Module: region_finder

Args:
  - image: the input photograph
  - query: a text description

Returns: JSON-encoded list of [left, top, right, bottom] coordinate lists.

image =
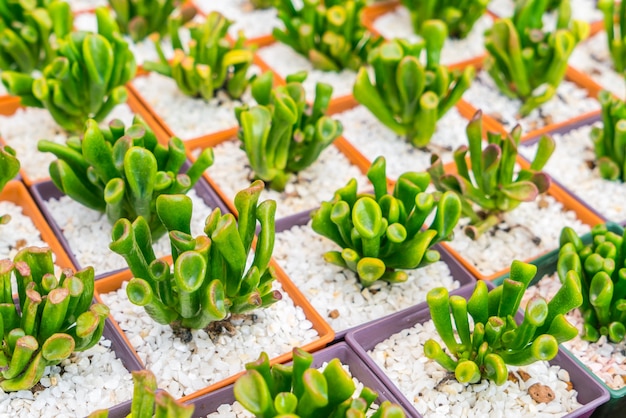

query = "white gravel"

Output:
[[43, 188, 214, 276], [194, 0, 282, 40], [367, 318, 583, 418], [334, 105, 471, 180], [444, 194, 591, 278], [462, 70, 600, 135], [522, 272, 626, 391], [201, 139, 370, 219], [99, 280, 320, 398], [0, 200, 49, 261], [0, 104, 135, 183], [372, 6, 491, 65], [273, 221, 462, 333], [519, 123, 626, 223], [488, 0, 603, 24], [0, 337, 134, 417]]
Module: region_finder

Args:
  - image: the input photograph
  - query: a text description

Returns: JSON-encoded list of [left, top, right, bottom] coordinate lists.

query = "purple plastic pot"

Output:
[[345, 285, 610, 418]]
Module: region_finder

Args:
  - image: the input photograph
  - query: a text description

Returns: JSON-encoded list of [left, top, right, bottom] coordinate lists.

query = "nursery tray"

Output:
[[345, 285, 610, 418]]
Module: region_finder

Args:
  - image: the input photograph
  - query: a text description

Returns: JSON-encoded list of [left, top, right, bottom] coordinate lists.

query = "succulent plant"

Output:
[[236, 71, 342, 192], [484, 0, 589, 116], [234, 347, 406, 418], [250, 0, 275, 9], [107, 0, 196, 43], [400, 0, 490, 39], [0, 145, 20, 225], [110, 180, 281, 332], [591, 90, 626, 182], [0, 0, 72, 73], [598, 0, 626, 74], [312, 156, 462, 287], [425, 260, 582, 386], [143, 11, 254, 101], [558, 224, 626, 343], [273, 0, 381, 71], [1, 7, 137, 133], [37, 117, 214, 240], [0, 246, 109, 391], [428, 110, 555, 240], [353, 25, 475, 148]]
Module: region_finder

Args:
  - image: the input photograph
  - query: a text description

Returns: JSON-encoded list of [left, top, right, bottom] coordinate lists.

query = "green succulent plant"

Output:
[[234, 347, 406, 418], [0, 0, 72, 73], [143, 11, 254, 101], [425, 260, 582, 386], [558, 224, 626, 343], [0, 246, 109, 392], [88, 369, 194, 418], [0, 145, 20, 225], [251, 0, 275, 9], [273, 0, 382, 71], [312, 155, 462, 287], [353, 24, 475, 148], [1, 7, 137, 133], [591, 90, 626, 182], [109, 180, 281, 332], [484, 0, 589, 116], [400, 0, 490, 39], [598, 0, 626, 74], [107, 0, 197, 43], [37, 117, 214, 240], [236, 70, 342, 192], [428, 110, 555, 240]]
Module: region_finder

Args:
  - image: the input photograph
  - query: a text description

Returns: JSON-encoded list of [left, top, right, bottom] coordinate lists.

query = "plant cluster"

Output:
[[312, 156, 462, 287], [110, 180, 281, 332], [0, 247, 109, 391], [107, 0, 197, 43], [1, 7, 137, 133], [400, 0, 490, 39], [591, 90, 626, 182], [273, 0, 381, 71], [425, 260, 582, 385], [428, 110, 555, 239], [484, 0, 589, 116], [598, 0, 626, 74], [144, 11, 254, 101], [0, 0, 72, 73], [558, 224, 626, 343], [353, 24, 475, 148], [234, 347, 405, 417], [236, 71, 342, 191], [37, 117, 214, 240], [0, 145, 20, 225]]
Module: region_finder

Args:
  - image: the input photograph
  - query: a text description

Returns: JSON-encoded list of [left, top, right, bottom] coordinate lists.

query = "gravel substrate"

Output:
[[444, 195, 591, 277], [99, 280, 320, 398], [371, 6, 491, 65], [519, 123, 626, 223], [0, 201, 49, 261], [194, 0, 281, 40], [0, 104, 135, 183], [462, 70, 600, 134], [488, 0, 603, 24], [273, 222, 462, 333], [367, 319, 583, 417], [202, 140, 370, 219], [334, 105, 471, 180], [570, 31, 626, 98], [43, 188, 214, 276], [0, 337, 134, 417]]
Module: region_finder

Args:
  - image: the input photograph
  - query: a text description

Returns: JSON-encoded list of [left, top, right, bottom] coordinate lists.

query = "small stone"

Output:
[[518, 370, 531, 381], [507, 371, 518, 384], [565, 380, 574, 391], [528, 383, 556, 403], [328, 309, 340, 319]]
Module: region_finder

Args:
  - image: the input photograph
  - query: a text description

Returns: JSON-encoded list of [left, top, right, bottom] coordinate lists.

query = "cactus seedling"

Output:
[[312, 156, 462, 287], [558, 224, 626, 343], [234, 348, 406, 417], [273, 0, 381, 71], [0, 145, 20, 225], [0, 247, 109, 391], [591, 90, 626, 182], [400, 0, 490, 39], [143, 11, 254, 101], [37, 117, 214, 240], [598, 0, 626, 74], [353, 24, 475, 148], [110, 181, 281, 332], [425, 260, 582, 385], [428, 110, 555, 239], [236, 71, 342, 192], [484, 0, 589, 116]]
